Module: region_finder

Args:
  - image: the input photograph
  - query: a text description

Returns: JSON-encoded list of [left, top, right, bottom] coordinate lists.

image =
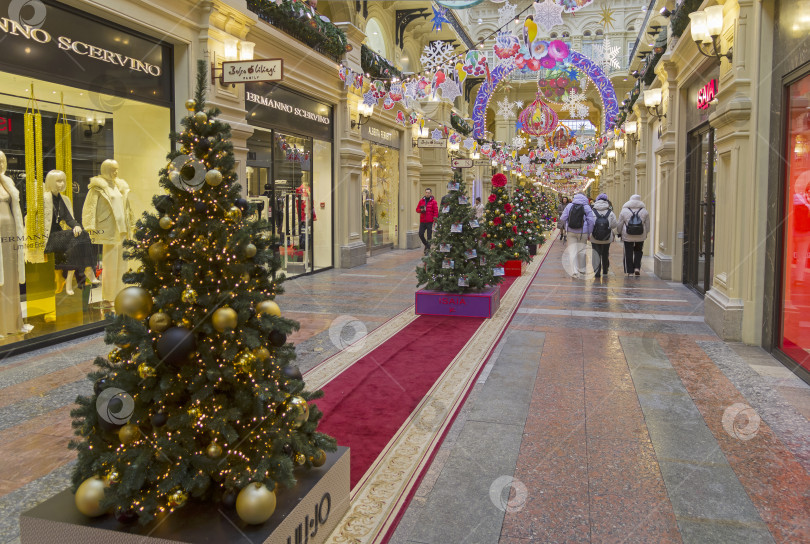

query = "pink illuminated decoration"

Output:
[[0, 116, 10, 133], [697, 79, 717, 110], [518, 94, 559, 137]]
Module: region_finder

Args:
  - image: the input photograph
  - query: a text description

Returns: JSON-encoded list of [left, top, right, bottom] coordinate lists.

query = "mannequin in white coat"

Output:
[[0, 151, 32, 335]]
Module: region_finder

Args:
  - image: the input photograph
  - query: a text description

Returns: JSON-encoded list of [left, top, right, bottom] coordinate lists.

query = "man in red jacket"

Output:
[[416, 188, 439, 255]]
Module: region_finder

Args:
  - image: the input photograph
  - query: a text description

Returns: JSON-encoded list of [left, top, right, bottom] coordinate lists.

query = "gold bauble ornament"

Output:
[[188, 405, 201, 418], [194, 111, 208, 124], [181, 317, 193, 329], [138, 363, 156, 379], [255, 300, 281, 317], [184, 99, 196, 111], [253, 346, 270, 362], [225, 206, 242, 222], [168, 489, 188, 508], [159, 216, 174, 230], [148, 241, 169, 261], [114, 287, 153, 320], [241, 272, 251, 283], [488, 221, 494, 226], [149, 312, 171, 332], [235, 482, 276, 525], [310, 449, 327, 467], [514, 252, 520, 258], [118, 423, 140, 445], [498, 243, 503, 248], [286, 396, 310, 428], [104, 469, 120, 486], [244, 243, 257, 258], [181, 288, 198, 304], [205, 169, 223, 187], [512, 214, 517, 220], [212, 307, 238, 332], [206, 441, 223, 458], [75, 476, 107, 517], [108, 348, 124, 363], [294, 453, 306, 466], [234, 351, 256, 373], [506, 222, 513, 228]]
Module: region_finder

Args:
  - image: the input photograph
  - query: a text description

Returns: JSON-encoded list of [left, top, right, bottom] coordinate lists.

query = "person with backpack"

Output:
[[616, 194, 650, 276], [557, 196, 570, 242], [590, 193, 618, 278], [560, 192, 596, 277]]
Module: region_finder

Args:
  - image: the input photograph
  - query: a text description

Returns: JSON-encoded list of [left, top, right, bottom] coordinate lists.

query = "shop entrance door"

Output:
[[362, 142, 400, 256], [683, 126, 716, 295]]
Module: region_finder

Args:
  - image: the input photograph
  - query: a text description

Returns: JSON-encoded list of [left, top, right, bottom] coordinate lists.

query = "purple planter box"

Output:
[[415, 286, 500, 318]]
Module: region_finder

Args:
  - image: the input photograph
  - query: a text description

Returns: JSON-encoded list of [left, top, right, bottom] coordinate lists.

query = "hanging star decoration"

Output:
[[431, 127, 443, 140], [599, 1, 616, 31], [362, 90, 378, 107], [439, 79, 462, 102], [533, 0, 564, 32], [431, 5, 451, 33], [463, 136, 476, 150], [513, 99, 524, 109], [497, 1, 517, 27]]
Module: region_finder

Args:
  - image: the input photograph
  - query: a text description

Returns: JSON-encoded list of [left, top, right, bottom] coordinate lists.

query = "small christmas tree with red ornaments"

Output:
[[483, 173, 531, 265], [514, 182, 545, 250]]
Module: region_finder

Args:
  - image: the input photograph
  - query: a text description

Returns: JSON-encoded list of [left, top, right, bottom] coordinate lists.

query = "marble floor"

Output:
[[2, 240, 810, 543]]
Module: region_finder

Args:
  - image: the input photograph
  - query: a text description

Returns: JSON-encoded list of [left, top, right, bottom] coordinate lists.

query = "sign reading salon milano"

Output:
[[0, 0, 171, 105], [245, 81, 333, 141]]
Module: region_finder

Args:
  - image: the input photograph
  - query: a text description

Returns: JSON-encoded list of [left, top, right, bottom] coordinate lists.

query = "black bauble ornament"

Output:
[[155, 195, 174, 214], [269, 330, 286, 348], [156, 327, 197, 366], [222, 489, 238, 508], [282, 365, 303, 381], [172, 260, 184, 276], [194, 201, 207, 214], [282, 443, 293, 456], [115, 509, 139, 524], [151, 412, 168, 427], [235, 198, 249, 210], [98, 417, 124, 433], [93, 377, 109, 395]]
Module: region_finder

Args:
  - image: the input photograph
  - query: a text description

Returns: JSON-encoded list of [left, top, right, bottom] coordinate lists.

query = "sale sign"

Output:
[[697, 79, 717, 110]]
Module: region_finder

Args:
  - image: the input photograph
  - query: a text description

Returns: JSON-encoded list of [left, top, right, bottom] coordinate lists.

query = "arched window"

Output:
[[550, 32, 558, 38], [365, 18, 386, 58], [628, 25, 635, 32], [596, 29, 604, 36], [583, 30, 592, 37], [562, 31, 570, 38]]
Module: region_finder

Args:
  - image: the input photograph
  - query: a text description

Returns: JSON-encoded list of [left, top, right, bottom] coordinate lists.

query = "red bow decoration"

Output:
[[492, 173, 508, 187], [504, 203, 513, 213]]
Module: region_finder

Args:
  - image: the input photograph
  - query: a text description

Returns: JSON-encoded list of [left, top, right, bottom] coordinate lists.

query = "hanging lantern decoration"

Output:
[[517, 94, 558, 137], [545, 124, 574, 150]]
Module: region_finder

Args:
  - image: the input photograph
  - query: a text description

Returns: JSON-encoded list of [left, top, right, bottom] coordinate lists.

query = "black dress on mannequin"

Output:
[[45, 194, 95, 287]]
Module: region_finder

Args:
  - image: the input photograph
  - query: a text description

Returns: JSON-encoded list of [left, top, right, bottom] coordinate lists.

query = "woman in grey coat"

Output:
[[557, 196, 570, 242]]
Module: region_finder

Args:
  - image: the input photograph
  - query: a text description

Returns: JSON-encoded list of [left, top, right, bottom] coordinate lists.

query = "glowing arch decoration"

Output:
[[472, 50, 619, 138], [558, 0, 597, 13]]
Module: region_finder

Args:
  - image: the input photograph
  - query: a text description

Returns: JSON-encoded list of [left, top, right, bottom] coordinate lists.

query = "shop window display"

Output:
[[0, 72, 169, 346], [362, 142, 399, 253], [781, 72, 810, 372]]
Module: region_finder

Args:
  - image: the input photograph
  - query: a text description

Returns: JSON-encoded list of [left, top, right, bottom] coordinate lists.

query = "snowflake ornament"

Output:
[[496, 97, 517, 119], [431, 127, 443, 140], [439, 79, 462, 102], [512, 135, 527, 149], [497, 1, 518, 27], [362, 90, 378, 107], [593, 36, 621, 72], [463, 136, 476, 150], [421, 40, 456, 73], [513, 100, 524, 109], [562, 88, 589, 119], [533, 0, 564, 32]]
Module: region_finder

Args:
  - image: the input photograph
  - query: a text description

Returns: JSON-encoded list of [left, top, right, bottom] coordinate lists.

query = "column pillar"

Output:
[[653, 59, 679, 280], [633, 108, 651, 255]]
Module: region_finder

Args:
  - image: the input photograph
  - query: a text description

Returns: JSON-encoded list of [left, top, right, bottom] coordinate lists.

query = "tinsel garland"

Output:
[[25, 88, 45, 260], [55, 98, 73, 202]]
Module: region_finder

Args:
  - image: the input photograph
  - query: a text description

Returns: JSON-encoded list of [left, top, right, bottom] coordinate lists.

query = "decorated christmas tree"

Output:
[[537, 190, 558, 230], [483, 173, 531, 265], [416, 170, 501, 293], [69, 62, 336, 527], [513, 182, 545, 250]]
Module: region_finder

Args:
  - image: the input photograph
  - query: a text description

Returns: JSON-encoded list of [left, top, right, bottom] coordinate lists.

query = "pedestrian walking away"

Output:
[[416, 188, 439, 255], [474, 197, 484, 220], [560, 193, 596, 277], [590, 193, 618, 278], [615, 194, 650, 276], [557, 196, 570, 242]]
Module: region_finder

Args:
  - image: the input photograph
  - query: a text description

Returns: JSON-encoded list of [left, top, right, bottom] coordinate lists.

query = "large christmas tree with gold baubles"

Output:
[[483, 173, 531, 265], [69, 62, 336, 526]]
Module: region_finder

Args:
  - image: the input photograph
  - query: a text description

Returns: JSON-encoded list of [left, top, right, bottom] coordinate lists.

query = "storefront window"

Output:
[[780, 72, 810, 371], [0, 0, 172, 348], [361, 142, 399, 253]]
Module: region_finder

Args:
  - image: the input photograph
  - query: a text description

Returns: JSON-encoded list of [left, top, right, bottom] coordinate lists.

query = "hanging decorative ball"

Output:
[[234, 351, 256, 373], [205, 169, 223, 187], [151, 412, 168, 427], [286, 396, 310, 428], [194, 111, 208, 124], [255, 300, 281, 317], [224, 206, 242, 222], [235, 198, 249, 210], [268, 330, 286, 348], [310, 449, 327, 467], [222, 488, 238, 508], [93, 377, 109, 395], [156, 327, 197, 366], [138, 363, 157, 379], [181, 288, 198, 304], [518, 93, 559, 137], [244, 243, 257, 258], [253, 346, 271, 362], [512, 214, 517, 220], [108, 350, 122, 365], [172, 259, 184, 276], [115, 509, 139, 524], [282, 365, 303, 381], [149, 312, 172, 332], [159, 216, 174, 230], [148, 241, 169, 261], [168, 489, 189, 508], [75, 476, 107, 517], [118, 423, 140, 445], [507, 222, 513, 228], [114, 287, 153, 320], [514, 252, 520, 258], [206, 441, 223, 459], [184, 99, 196, 111], [235, 482, 276, 525], [294, 452, 306, 466], [104, 469, 120, 486], [488, 220, 494, 226], [212, 307, 238, 332]]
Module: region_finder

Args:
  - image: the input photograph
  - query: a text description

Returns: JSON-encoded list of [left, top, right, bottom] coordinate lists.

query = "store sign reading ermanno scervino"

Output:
[[222, 59, 283, 84]]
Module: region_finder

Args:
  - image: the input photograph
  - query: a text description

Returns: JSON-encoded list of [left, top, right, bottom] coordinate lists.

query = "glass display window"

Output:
[[0, 70, 170, 347], [361, 142, 400, 253], [780, 72, 810, 372]]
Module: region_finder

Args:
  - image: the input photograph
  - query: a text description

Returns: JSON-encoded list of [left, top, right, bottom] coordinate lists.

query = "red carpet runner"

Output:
[[316, 278, 518, 487]]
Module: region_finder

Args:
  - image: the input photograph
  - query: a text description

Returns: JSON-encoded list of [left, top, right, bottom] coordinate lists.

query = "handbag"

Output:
[[44, 229, 75, 254]]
